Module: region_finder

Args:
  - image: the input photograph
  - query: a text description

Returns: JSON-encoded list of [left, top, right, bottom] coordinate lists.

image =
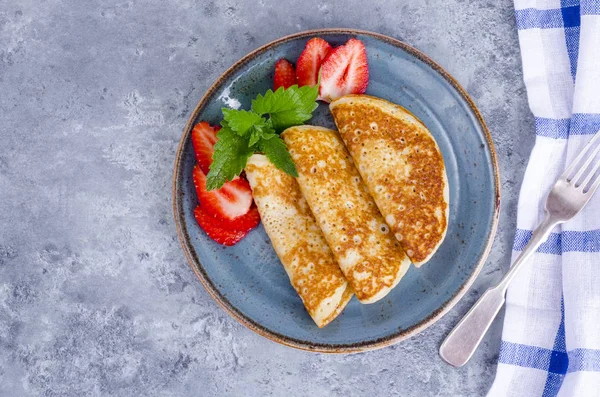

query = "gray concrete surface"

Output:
[[0, 1, 532, 396]]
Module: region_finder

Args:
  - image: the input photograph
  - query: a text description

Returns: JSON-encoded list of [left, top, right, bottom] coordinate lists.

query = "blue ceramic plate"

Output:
[[173, 29, 500, 353]]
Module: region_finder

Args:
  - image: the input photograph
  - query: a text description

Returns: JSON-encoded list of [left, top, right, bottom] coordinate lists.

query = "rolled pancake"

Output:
[[282, 126, 411, 304], [330, 95, 449, 266], [245, 154, 353, 327]]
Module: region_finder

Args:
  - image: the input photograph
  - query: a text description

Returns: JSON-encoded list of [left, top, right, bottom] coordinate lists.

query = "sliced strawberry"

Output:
[[193, 166, 253, 221], [194, 206, 247, 246], [227, 205, 260, 232], [191, 122, 218, 174], [274, 59, 297, 90], [318, 38, 369, 103], [296, 38, 332, 87]]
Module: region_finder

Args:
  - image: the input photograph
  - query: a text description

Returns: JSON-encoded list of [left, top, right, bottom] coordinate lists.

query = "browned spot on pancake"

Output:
[[245, 156, 352, 327], [282, 127, 410, 303], [331, 95, 448, 264]]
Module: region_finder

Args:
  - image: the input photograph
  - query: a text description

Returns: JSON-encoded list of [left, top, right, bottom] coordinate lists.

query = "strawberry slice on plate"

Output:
[[319, 38, 369, 103], [193, 165, 253, 221], [191, 122, 218, 174], [296, 38, 332, 87], [274, 59, 297, 90], [194, 206, 247, 246], [228, 204, 260, 232], [191, 122, 260, 246]]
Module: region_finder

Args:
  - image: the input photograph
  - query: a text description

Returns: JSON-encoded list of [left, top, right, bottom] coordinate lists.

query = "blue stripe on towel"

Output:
[[499, 341, 568, 373], [536, 114, 600, 139], [568, 349, 600, 372], [542, 300, 567, 396], [515, 6, 580, 30], [498, 344, 600, 374], [513, 229, 600, 254], [516, 8, 565, 29], [581, 1, 600, 15]]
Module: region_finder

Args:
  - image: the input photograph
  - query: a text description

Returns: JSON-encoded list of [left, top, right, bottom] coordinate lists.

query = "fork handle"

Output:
[[439, 285, 506, 366], [439, 213, 560, 367]]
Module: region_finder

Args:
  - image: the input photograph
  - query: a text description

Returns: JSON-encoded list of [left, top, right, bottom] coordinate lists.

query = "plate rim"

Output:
[[172, 28, 501, 353]]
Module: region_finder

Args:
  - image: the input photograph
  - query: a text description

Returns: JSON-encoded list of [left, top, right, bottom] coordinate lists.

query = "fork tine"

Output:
[[572, 143, 600, 185], [582, 158, 600, 190], [586, 170, 600, 196], [563, 132, 600, 181]]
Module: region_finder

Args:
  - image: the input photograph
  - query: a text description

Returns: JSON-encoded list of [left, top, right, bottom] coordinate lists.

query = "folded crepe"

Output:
[[282, 126, 411, 304], [245, 154, 353, 327], [330, 95, 449, 266]]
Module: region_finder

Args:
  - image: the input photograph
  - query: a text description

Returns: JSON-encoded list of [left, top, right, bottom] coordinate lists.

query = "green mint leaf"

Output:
[[222, 108, 265, 136], [206, 126, 253, 190], [248, 128, 262, 147], [251, 85, 319, 132], [260, 132, 278, 140], [248, 120, 276, 148], [208, 86, 314, 187], [259, 135, 298, 177]]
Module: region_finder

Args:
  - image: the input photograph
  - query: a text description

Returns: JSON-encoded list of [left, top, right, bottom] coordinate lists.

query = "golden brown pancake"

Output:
[[330, 95, 449, 266], [282, 126, 411, 304], [245, 154, 353, 327]]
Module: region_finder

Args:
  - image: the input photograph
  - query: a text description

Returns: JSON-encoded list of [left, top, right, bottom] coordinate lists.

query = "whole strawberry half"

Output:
[[296, 38, 332, 87], [191, 122, 218, 174], [319, 38, 369, 103], [273, 59, 297, 90], [193, 165, 253, 221]]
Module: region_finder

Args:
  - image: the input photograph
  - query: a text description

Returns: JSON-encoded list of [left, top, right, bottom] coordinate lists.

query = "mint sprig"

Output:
[[259, 135, 298, 178], [222, 109, 265, 137], [206, 127, 254, 191], [206, 84, 318, 190], [251, 85, 319, 131]]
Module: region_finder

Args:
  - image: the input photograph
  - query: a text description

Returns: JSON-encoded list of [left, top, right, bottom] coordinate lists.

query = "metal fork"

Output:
[[439, 132, 600, 367]]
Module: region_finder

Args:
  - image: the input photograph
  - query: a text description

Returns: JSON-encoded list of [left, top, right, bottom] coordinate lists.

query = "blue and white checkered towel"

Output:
[[487, 1, 600, 396]]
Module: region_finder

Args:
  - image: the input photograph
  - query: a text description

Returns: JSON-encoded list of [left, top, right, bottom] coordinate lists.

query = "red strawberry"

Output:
[[193, 165, 253, 221], [296, 38, 332, 87], [194, 206, 247, 246], [191, 122, 218, 174], [318, 38, 369, 103], [227, 205, 260, 232], [274, 59, 297, 90]]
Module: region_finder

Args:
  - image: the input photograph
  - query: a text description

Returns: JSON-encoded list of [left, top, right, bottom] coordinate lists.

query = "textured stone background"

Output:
[[0, 1, 533, 396]]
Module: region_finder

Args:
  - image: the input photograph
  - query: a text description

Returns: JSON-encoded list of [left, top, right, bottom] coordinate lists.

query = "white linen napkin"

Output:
[[487, 1, 600, 396]]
